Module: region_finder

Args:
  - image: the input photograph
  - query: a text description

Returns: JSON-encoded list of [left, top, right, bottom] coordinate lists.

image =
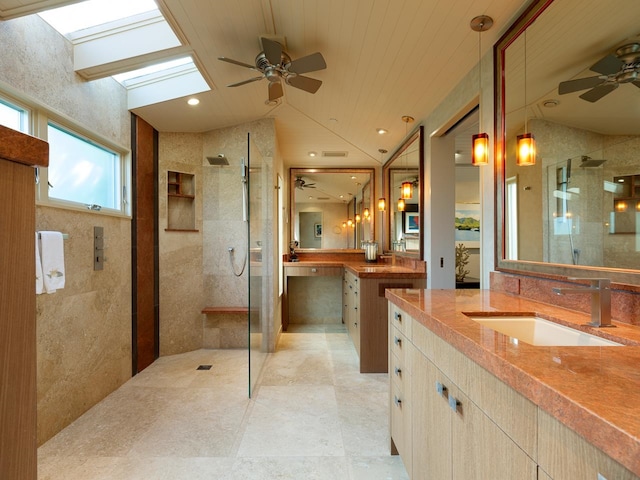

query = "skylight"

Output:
[[113, 57, 193, 86], [39, 0, 158, 35]]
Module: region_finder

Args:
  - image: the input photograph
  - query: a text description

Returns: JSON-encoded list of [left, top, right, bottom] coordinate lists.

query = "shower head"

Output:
[[579, 156, 606, 168], [206, 154, 229, 166]]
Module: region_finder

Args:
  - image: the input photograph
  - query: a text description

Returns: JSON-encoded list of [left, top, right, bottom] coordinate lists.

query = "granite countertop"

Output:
[[384, 288, 640, 476], [283, 259, 425, 278]]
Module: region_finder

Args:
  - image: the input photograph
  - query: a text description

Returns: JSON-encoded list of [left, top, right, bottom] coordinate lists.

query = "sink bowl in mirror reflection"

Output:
[[464, 314, 622, 347]]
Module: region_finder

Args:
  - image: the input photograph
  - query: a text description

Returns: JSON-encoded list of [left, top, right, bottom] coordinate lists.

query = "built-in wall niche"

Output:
[[167, 170, 197, 231]]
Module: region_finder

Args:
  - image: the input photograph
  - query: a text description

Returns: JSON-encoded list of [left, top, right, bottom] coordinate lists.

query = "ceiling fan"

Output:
[[294, 176, 316, 190], [218, 37, 327, 101], [558, 43, 640, 102]]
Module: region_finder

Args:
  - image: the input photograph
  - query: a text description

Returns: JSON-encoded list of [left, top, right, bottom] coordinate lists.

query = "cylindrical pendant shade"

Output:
[[397, 198, 405, 212], [401, 181, 413, 199], [378, 198, 386, 211], [472, 133, 489, 166], [517, 133, 536, 166]]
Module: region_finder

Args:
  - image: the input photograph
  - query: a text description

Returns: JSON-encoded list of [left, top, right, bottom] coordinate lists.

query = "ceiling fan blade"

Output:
[[589, 54, 623, 75], [558, 76, 603, 95], [227, 76, 264, 87], [288, 52, 327, 74], [218, 57, 258, 70], [262, 37, 283, 65], [269, 81, 284, 101], [286, 75, 322, 94], [579, 83, 618, 102]]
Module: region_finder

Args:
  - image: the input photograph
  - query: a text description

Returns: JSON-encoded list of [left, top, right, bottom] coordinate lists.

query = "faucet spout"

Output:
[[553, 278, 613, 328]]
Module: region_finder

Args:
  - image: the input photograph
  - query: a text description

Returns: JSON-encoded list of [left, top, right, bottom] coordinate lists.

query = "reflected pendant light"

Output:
[[363, 207, 370, 219], [517, 29, 536, 166], [400, 115, 414, 198], [401, 181, 413, 199], [470, 15, 493, 166], [397, 197, 405, 212], [355, 213, 361, 223], [378, 197, 386, 211]]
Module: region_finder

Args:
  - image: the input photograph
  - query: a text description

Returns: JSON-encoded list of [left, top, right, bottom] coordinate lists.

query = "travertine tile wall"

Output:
[[0, 16, 132, 444]]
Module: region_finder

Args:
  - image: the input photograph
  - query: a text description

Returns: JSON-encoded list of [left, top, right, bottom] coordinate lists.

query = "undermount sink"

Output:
[[464, 314, 622, 347]]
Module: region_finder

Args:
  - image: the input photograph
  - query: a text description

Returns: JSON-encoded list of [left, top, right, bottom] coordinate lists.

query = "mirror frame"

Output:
[[289, 167, 375, 251], [383, 125, 424, 259], [494, 0, 640, 286]]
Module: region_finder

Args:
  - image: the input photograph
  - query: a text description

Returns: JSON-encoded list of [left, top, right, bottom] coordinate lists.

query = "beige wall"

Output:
[[0, 15, 133, 445]]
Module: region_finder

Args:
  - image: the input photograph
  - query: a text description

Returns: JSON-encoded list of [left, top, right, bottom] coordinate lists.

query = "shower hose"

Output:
[[228, 247, 247, 277]]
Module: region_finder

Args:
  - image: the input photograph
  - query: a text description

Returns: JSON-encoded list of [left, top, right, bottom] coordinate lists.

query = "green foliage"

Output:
[[455, 243, 470, 283]]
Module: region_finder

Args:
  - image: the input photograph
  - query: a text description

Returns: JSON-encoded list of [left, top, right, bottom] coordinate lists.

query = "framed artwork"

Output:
[[455, 203, 480, 248], [404, 212, 419, 233], [314, 223, 322, 237]]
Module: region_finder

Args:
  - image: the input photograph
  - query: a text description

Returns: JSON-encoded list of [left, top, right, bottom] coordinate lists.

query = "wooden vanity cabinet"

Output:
[[538, 410, 639, 480], [346, 274, 424, 373], [389, 303, 537, 480]]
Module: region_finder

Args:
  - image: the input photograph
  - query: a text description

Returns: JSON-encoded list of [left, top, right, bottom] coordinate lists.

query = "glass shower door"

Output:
[[247, 134, 267, 396]]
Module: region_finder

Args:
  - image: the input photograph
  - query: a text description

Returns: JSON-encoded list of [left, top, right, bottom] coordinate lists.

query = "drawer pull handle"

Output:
[[394, 367, 402, 376], [394, 396, 402, 407], [435, 381, 447, 397], [311, 268, 317, 273], [354, 322, 358, 327], [448, 395, 460, 413], [394, 311, 402, 323], [394, 336, 402, 346]]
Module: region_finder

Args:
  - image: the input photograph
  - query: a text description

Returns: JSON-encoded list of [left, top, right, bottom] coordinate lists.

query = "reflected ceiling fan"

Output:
[[218, 37, 327, 101], [294, 176, 316, 190], [558, 43, 640, 102]]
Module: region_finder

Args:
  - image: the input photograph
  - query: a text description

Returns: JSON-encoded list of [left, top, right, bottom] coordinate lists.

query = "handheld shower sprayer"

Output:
[[241, 157, 248, 223]]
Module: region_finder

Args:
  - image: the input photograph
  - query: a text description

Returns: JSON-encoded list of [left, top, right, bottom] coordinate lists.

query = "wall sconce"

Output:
[[470, 15, 493, 166], [378, 198, 386, 211], [472, 133, 489, 166], [401, 181, 413, 199], [363, 207, 370, 219], [516, 133, 536, 166], [397, 198, 405, 212], [615, 200, 628, 212]]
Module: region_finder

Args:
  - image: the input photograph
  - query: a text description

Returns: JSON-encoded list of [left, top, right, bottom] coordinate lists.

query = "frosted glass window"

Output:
[[47, 123, 121, 210]]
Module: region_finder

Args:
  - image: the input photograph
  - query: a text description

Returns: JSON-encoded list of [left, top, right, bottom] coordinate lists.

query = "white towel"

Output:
[[35, 232, 44, 295], [39, 231, 65, 294]]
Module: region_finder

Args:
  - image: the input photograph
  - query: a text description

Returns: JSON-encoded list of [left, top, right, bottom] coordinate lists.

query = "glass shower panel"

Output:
[[247, 134, 268, 396]]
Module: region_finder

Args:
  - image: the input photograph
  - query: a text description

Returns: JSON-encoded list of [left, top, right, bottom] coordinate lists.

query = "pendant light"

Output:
[[363, 207, 370, 219], [470, 15, 493, 166], [400, 115, 414, 199], [397, 197, 406, 212], [517, 29, 536, 166]]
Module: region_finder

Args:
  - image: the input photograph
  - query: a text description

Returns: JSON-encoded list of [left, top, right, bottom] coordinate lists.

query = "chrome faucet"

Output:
[[552, 278, 614, 328]]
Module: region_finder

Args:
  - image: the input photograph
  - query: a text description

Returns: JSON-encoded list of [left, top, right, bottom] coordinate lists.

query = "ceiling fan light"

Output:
[[397, 198, 405, 212], [401, 181, 413, 199], [472, 133, 489, 166], [516, 133, 536, 166]]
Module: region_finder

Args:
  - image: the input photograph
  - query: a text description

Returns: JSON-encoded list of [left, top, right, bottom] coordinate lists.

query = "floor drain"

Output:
[[197, 365, 212, 370]]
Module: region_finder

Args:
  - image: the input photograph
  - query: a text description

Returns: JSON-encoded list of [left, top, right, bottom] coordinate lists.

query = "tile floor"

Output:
[[38, 324, 409, 479]]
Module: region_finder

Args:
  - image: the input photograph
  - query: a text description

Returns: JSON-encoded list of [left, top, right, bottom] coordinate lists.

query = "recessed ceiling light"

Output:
[[308, 151, 317, 157], [376, 128, 388, 135], [542, 99, 559, 108], [339, 195, 344, 198], [351, 176, 356, 179], [187, 98, 200, 106]]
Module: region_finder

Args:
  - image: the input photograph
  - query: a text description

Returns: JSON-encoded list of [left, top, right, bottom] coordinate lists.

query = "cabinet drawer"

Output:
[[390, 383, 412, 476], [389, 305, 412, 338], [285, 266, 342, 277], [390, 328, 409, 392], [390, 329, 407, 361]]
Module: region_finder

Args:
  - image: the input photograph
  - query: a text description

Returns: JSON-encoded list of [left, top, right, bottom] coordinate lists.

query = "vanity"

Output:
[[386, 288, 640, 479], [283, 251, 426, 373]]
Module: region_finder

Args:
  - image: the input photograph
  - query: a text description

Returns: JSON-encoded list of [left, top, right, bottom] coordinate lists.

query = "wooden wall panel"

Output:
[[0, 160, 37, 480], [131, 115, 159, 373]]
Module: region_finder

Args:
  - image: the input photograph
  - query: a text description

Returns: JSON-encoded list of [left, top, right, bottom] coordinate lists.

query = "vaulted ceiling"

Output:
[[0, 0, 530, 167]]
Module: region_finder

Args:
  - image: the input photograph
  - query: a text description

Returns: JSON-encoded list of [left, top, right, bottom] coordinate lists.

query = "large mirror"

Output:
[[383, 126, 424, 258], [290, 168, 375, 250], [496, 0, 640, 284]]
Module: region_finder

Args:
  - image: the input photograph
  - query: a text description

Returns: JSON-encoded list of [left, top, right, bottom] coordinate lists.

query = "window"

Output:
[[0, 99, 28, 132], [46, 123, 122, 212]]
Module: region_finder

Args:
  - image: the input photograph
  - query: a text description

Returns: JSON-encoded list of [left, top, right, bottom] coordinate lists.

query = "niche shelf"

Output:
[[166, 171, 197, 231]]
